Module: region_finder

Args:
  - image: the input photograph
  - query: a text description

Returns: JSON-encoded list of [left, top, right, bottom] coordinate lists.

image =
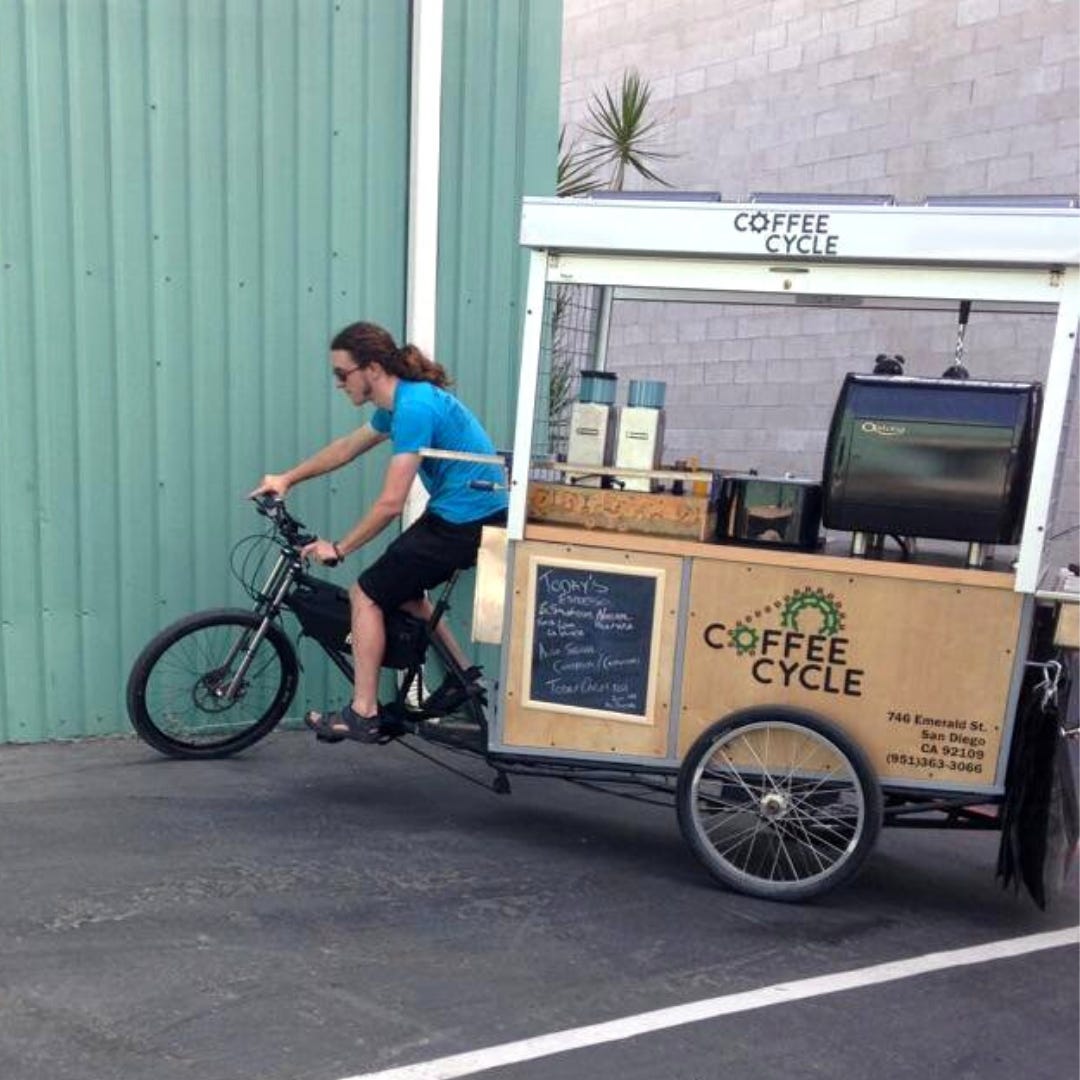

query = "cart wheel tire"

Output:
[[677, 707, 883, 902], [127, 609, 299, 760]]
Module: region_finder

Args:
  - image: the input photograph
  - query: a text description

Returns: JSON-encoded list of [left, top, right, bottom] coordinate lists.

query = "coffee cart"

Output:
[[475, 196, 1080, 901], [128, 196, 1079, 904]]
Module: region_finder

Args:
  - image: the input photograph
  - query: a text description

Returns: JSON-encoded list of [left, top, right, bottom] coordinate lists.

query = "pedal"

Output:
[[422, 677, 486, 716]]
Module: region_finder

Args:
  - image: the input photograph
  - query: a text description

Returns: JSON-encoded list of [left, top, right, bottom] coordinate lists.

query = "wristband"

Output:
[[332, 541, 344, 561]]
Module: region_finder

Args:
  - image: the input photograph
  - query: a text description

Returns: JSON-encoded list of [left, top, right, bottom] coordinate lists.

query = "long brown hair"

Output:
[[330, 321, 451, 388]]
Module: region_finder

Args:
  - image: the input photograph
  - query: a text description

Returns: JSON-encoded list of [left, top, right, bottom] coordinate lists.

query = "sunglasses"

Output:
[[333, 365, 361, 384]]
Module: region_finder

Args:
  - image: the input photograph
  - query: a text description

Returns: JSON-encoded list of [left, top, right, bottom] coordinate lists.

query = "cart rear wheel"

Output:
[[677, 707, 882, 902]]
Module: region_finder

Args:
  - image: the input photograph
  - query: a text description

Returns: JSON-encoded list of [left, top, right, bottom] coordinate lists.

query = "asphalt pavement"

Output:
[[0, 731, 1076, 1080]]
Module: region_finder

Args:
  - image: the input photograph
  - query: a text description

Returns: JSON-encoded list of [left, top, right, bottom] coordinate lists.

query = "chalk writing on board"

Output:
[[528, 564, 657, 717]]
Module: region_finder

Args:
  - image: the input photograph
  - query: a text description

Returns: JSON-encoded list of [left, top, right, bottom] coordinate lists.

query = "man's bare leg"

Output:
[[348, 583, 385, 716]]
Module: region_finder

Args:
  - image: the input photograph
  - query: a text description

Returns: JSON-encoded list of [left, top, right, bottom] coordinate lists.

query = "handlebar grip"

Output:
[[252, 493, 283, 513]]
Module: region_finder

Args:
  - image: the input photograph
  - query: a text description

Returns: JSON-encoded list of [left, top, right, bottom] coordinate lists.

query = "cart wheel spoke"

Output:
[[708, 813, 768, 853]]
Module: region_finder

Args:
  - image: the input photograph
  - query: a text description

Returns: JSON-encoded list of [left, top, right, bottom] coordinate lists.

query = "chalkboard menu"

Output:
[[527, 561, 659, 718]]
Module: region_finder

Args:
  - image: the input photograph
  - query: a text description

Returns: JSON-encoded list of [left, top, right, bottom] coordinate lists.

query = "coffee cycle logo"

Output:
[[702, 586, 865, 697], [732, 209, 841, 256]]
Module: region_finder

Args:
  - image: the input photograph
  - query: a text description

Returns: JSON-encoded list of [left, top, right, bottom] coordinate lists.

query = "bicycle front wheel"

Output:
[[126, 609, 299, 759]]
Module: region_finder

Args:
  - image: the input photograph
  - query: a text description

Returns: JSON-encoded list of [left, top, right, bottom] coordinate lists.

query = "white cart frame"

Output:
[[507, 198, 1080, 598]]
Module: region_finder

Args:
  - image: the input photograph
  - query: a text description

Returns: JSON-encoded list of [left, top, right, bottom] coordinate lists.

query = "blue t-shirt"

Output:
[[370, 380, 508, 524]]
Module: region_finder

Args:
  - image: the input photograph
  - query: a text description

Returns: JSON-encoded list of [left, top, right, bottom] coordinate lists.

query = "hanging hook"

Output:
[[943, 300, 972, 379], [1027, 658, 1064, 712]]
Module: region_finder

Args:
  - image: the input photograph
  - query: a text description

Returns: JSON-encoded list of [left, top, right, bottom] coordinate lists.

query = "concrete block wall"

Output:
[[560, 0, 1079, 559], [563, 0, 1078, 200]]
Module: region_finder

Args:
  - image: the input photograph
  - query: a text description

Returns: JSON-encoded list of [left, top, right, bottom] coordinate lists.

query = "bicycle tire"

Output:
[[676, 707, 883, 902], [126, 608, 299, 759]]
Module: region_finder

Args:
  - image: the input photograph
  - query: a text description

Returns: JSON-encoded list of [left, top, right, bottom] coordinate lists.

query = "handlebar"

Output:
[[250, 494, 332, 561]]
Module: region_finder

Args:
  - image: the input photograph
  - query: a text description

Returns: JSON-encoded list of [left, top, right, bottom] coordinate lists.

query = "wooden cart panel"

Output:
[[679, 559, 1024, 788]]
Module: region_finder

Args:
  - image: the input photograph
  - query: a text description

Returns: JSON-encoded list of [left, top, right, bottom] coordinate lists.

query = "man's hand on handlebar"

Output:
[[249, 474, 291, 500], [300, 538, 341, 566]]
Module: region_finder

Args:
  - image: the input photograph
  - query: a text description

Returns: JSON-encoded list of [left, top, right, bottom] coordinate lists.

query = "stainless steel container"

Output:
[[715, 474, 823, 550]]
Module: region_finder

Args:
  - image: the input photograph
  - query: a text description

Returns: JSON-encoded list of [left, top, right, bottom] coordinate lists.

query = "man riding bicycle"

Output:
[[250, 321, 507, 743]]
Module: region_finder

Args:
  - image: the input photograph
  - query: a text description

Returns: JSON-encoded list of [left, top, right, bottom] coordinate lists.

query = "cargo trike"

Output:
[[128, 196, 1080, 903]]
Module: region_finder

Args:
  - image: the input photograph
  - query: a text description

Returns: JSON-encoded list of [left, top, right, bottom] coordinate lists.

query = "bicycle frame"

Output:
[[232, 509, 479, 728]]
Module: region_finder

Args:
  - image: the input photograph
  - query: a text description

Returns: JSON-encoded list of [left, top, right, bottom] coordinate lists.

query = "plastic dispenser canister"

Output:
[[614, 380, 666, 491], [567, 370, 618, 486]]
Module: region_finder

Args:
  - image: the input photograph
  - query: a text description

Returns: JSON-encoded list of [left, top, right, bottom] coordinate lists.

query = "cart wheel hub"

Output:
[[759, 792, 788, 818]]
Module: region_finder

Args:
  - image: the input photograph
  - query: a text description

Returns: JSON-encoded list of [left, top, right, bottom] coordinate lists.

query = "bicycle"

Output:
[[126, 495, 487, 760]]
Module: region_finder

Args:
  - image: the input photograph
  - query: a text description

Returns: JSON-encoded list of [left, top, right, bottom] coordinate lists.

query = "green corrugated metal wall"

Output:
[[0, 0, 561, 742]]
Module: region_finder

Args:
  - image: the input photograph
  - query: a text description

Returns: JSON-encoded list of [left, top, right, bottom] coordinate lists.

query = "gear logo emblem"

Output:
[[728, 623, 760, 655], [748, 211, 770, 233], [780, 588, 845, 636]]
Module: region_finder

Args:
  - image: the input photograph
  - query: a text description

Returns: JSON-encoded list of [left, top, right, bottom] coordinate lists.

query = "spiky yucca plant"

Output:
[[577, 70, 673, 191], [557, 127, 601, 198], [558, 70, 672, 196]]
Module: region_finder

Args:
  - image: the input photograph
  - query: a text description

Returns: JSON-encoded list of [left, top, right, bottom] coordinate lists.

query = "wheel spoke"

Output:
[[773, 816, 833, 874], [789, 766, 849, 803], [801, 822, 857, 857], [770, 824, 803, 881], [706, 812, 765, 850], [766, 827, 786, 881], [785, 798, 860, 834], [738, 730, 782, 793], [711, 747, 767, 805]]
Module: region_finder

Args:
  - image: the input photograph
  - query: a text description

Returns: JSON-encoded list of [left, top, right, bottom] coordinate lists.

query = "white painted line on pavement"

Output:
[[339, 926, 1079, 1080]]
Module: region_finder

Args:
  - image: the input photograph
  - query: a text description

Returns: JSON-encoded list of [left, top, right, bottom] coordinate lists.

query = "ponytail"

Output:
[[394, 343, 451, 388], [330, 321, 451, 388]]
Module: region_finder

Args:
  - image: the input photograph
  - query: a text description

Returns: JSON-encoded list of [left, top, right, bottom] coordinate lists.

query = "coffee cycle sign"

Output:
[[702, 586, 863, 697], [732, 209, 841, 256]]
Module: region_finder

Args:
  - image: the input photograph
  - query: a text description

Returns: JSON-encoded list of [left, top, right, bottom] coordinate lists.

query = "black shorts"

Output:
[[358, 509, 506, 612]]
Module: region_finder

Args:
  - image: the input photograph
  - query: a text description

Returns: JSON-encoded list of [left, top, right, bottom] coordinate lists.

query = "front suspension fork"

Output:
[[220, 554, 296, 699]]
